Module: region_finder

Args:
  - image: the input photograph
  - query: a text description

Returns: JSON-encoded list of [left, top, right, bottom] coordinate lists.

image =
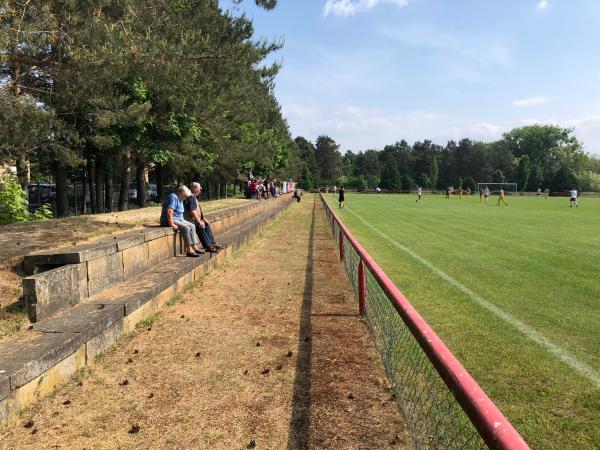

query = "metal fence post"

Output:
[[358, 260, 366, 315], [339, 230, 344, 261]]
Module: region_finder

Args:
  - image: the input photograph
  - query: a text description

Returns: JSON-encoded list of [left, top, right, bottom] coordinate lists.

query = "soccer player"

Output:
[[459, 187, 464, 199], [544, 187, 550, 199], [446, 186, 451, 199], [466, 187, 471, 196], [376, 186, 381, 198], [338, 186, 345, 209], [569, 188, 578, 207], [416, 186, 422, 203], [484, 186, 490, 204], [498, 188, 508, 206], [537, 187, 542, 198], [479, 187, 484, 204]]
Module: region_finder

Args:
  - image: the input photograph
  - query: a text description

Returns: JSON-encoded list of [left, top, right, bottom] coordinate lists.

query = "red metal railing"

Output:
[[320, 193, 529, 450]]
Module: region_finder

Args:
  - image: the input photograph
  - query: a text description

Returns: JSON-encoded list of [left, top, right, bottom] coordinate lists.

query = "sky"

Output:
[[223, 0, 600, 155]]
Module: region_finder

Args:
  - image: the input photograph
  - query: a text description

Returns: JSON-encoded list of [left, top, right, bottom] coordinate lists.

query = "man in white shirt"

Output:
[[416, 186, 422, 203], [569, 189, 578, 207]]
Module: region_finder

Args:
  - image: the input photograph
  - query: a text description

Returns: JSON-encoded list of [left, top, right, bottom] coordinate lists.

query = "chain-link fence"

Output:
[[320, 194, 529, 450]]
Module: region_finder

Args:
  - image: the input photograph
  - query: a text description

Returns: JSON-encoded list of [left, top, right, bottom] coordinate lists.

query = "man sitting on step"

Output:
[[184, 182, 223, 254]]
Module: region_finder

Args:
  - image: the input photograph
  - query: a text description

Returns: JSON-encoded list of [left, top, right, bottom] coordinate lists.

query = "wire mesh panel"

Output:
[[363, 268, 485, 449], [320, 194, 527, 450]]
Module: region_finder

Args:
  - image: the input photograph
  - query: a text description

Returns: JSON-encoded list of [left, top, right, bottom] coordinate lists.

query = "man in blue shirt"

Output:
[[184, 182, 223, 253], [160, 185, 204, 257]]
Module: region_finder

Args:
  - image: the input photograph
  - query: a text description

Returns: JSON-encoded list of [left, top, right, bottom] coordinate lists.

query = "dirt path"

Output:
[[0, 198, 250, 340], [0, 194, 409, 449]]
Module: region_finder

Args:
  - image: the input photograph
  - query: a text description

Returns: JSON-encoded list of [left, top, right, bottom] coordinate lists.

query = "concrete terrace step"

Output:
[[0, 195, 293, 424]]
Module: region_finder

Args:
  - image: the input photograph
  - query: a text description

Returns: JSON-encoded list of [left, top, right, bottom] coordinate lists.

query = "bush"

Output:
[[0, 173, 31, 225], [577, 171, 600, 192], [32, 203, 54, 220], [0, 173, 54, 225]]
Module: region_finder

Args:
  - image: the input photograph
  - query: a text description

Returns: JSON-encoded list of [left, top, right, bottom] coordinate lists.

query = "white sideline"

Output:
[[344, 205, 600, 387]]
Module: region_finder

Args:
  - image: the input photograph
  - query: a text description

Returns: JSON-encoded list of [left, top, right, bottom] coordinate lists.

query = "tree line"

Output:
[[295, 125, 600, 193], [0, 0, 290, 217]]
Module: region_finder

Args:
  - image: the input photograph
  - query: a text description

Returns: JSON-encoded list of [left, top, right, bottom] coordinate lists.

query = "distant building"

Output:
[[0, 162, 17, 177]]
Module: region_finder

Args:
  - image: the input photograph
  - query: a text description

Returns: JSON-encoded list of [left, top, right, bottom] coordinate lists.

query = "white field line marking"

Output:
[[345, 205, 600, 387]]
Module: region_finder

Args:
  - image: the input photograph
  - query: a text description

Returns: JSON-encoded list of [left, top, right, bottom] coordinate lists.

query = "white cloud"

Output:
[[379, 24, 514, 72], [282, 101, 443, 150], [449, 123, 505, 141], [564, 115, 600, 129], [522, 118, 542, 125], [513, 97, 548, 107], [537, 0, 549, 10], [323, 0, 409, 17], [323, 105, 442, 134]]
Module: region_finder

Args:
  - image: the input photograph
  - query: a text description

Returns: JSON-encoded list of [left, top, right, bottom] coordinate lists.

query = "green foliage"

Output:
[[416, 173, 431, 188], [315, 135, 342, 184], [464, 176, 476, 192], [516, 156, 531, 192], [492, 170, 505, 183], [136, 313, 159, 329], [577, 171, 600, 191], [401, 175, 414, 191], [31, 204, 54, 221], [380, 157, 401, 191], [1, 0, 292, 213], [430, 156, 439, 191], [0, 173, 31, 225], [296, 124, 598, 195]]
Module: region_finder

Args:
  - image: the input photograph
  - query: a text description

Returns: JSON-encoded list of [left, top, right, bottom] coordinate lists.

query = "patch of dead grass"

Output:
[[0, 198, 251, 342], [0, 195, 410, 449]]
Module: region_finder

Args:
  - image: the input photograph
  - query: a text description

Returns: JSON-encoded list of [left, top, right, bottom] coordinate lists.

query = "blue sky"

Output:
[[224, 1, 600, 155]]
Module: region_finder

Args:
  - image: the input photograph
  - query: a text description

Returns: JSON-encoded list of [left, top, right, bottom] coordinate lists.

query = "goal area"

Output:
[[476, 182, 517, 195]]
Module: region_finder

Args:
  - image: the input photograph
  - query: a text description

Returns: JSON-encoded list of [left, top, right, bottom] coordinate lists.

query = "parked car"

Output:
[[28, 183, 56, 205]]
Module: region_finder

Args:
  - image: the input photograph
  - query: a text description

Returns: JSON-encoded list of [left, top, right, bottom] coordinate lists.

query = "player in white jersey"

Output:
[[569, 189, 578, 207], [416, 186, 422, 203], [484, 186, 490, 204], [376, 186, 381, 198]]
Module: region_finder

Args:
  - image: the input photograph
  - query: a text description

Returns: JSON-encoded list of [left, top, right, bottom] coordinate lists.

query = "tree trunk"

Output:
[[54, 164, 69, 217], [136, 156, 147, 208], [81, 167, 87, 214], [105, 173, 113, 212], [156, 163, 164, 204], [87, 159, 97, 213], [118, 150, 130, 211], [95, 163, 104, 213], [15, 156, 30, 192]]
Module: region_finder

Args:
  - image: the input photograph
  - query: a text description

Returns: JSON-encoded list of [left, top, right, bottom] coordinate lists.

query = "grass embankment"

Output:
[[0, 198, 250, 342], [0, 195, 408, 449], [326, 193, 600, 449]]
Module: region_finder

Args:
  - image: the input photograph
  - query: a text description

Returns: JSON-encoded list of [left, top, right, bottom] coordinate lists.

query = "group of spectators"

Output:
[[246, 178, 278, 200], [160, 183, 224, 258]]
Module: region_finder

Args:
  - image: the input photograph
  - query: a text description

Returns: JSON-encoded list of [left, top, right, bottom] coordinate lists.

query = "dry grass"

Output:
[[0, 195, 409, 449], [0, 198, 251, 341]]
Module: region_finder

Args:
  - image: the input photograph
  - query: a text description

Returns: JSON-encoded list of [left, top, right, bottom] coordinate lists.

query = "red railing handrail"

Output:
[[320, 193, 530, 450]]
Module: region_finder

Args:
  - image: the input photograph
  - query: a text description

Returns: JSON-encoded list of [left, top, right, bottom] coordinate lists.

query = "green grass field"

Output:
[[325, 192, 600, 449]]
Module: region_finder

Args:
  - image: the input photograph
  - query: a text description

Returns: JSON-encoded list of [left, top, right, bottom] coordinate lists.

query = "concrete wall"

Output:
[[2, 195, 293, 426], [22, 198, 286, 323]]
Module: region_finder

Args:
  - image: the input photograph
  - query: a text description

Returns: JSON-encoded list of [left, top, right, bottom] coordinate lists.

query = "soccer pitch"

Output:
[[324, 193, 600, 449]]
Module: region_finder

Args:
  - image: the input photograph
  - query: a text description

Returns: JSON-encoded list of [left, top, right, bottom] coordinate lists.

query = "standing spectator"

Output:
[[160, 185, 204, 257], [270, 179, 277, 197], [249, 178, 258, 199], [338, 186, 345, 209], [184, 182, 223, 253]]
